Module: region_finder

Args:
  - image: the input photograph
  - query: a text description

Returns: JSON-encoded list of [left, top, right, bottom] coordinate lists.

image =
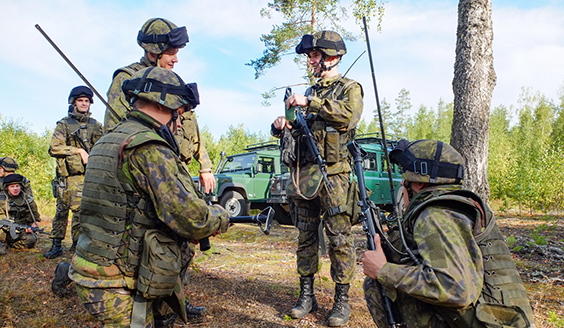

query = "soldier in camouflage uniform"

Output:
[[0, 157, 33, 195], [271, 31, 364, 327], [0, 174, 41, 254], [362, 139, 535, 328], [43, 86, 103, 259], [104, 17, 216, 193], [68, 67, 229, 328]]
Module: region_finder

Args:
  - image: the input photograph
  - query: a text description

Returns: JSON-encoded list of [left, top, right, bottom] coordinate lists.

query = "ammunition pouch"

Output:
[[346, 179, 361, 225], [137, 229, 182, 299], [286, 163, 324, 200], [51, 179, 59, 198]]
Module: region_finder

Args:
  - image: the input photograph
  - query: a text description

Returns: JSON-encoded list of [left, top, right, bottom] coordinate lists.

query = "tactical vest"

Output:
[[55, 115, 101, 177], [2, 193, 36, 225], [302, 77, 359, 165], [112, 62, 147, 80], [395, 188, 534, 328], [77, 119, 163, 277]]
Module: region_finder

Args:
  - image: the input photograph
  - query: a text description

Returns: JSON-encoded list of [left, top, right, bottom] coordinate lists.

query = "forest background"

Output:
[[1, 82, 563, 218]]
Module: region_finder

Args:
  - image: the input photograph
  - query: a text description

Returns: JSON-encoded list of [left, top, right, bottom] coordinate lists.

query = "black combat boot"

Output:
[[290, 275, 318, 319], [44, 238, 63, 259], [186, 300, 207, 319], [328, 283, 351, 327], [51, 262, 72, 297], [154, 313, 178, 328]]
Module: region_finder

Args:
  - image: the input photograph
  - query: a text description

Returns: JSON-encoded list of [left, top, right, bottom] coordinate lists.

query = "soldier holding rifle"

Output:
[[271, 30, 363, 326]]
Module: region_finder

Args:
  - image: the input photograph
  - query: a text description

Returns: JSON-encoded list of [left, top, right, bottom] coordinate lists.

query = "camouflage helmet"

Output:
[[0, 157, 19, 172], [296, 30, 347, 57], [68, 85, 94, 105], [390, 139, 464, 184], [3, 173, 24, 188], [137, 18, 189, 55], [122, 66, 200, 111]]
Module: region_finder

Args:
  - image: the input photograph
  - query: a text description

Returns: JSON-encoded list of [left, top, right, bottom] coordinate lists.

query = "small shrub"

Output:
[[547, 311, 564, 328], [506, 235, 516, 248]]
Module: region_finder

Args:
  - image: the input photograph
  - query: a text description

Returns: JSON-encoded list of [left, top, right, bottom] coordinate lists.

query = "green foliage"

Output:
[[248, 0, 385, 79], [506, 235, 516, 248], [0, 115, 54, 201], [547, 311, 564, 328]]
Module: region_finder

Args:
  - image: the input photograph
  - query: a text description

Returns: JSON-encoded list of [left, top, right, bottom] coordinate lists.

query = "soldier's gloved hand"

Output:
[[199, 171, 216, 194], [209, 204, 230, 233]]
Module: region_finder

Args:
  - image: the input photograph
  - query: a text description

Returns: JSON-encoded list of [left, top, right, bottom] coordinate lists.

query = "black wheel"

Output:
[[272, 204, 293, 225], [219, 190, 247, 217]]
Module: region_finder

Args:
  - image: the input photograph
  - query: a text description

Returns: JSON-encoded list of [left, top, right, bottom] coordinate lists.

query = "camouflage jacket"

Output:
[[49, 111, 103, 177], [288, 74, 363, 175], [70, 109, 229, 287], [103, 56, 153, 133], [176, 110, 213, 171], [0, 191, 40, 225], [378, 184, 484, 309]]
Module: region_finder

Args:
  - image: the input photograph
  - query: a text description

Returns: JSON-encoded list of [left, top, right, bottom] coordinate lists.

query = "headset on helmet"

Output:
[[121, 66, 199, 111], [68, 86, 94, 105], [137, 18, 189, 55], [390, 139, 464, 184]]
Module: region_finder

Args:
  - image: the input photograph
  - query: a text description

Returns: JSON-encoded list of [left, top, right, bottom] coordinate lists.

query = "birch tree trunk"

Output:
[[451, 0, 496, 202]]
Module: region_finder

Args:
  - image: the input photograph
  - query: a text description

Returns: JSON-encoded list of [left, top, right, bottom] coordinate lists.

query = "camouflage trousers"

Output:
[[4, 230, 37, 249], [75, 285, 178, 328], [291, 173, 356, 284], [51, 175, 84, 241], [363, 277, 450, 328]]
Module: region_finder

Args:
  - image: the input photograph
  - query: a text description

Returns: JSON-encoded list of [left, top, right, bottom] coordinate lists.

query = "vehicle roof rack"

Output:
[[245, 139, 280, 151]]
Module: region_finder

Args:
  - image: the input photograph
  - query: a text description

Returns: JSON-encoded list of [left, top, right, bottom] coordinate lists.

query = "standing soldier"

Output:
[[104, 17, 215, 195], [69, 67, 229, 327], [270, 31, 364, 326], [0, 174, 41, 254], [362, 139, 535, 328], [43, 86, 103, 259]]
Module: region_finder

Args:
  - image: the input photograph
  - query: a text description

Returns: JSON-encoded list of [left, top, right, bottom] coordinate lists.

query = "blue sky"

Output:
[[1, 0, 563, 140]]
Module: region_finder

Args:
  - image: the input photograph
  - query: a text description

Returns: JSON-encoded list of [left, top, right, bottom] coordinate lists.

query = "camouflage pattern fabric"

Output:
[[49, 111, 102, 242], [292, 173, 356, 284], [177, 110, 212, 170], [0, 191, 40, 225], [75, 284, 137, 327], [103, 57, 152, 133], [0, 191, 40, 249], [50, 175, 84, 241], [285, 73, 362, 285], [364, 185, 485, 327], [70, 109, 229, 325]]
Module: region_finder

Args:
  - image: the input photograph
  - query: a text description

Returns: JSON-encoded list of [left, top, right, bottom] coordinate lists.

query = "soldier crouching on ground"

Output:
[[44, 86, 103, 259], [362, 139, 536, 328], [271, 30, 363, 327], [62, 67, 229, 327], [0, 157, 33, 195], [0, 174, 41, 255]]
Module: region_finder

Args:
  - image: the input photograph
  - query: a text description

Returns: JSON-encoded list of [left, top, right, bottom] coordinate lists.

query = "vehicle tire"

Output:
[[219, 190, 247, 217], [272, 204, 293, 226]]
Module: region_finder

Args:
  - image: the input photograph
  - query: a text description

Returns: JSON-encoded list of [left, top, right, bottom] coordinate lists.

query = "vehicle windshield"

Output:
[[220, 153, 256, 173]]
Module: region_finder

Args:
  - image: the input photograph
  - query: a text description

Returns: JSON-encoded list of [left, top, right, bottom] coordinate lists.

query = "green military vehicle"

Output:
[[200, 133, 402, 225]]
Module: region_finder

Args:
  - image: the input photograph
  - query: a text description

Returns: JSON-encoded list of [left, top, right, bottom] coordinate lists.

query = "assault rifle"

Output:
[[284, 87, 333, 192], [0, 219, 50, 239], [71, 127, 90, 153], [198, 206, 275, 251], [348, 141, 404, 327]]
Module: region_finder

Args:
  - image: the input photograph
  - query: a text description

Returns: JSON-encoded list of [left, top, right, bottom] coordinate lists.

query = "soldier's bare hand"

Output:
[[200, 172, 216, 194], [286, 93, 309, 108], [362, 234, 388, 279], [273, 116, 292, 130], [77, 148, 89, 164]]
